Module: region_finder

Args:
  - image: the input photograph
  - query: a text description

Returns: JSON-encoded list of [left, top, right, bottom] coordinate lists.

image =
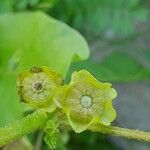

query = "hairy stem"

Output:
[[88, 124, 150, 142], [1, 112, 150, 147], [0, 111, 48, 147]]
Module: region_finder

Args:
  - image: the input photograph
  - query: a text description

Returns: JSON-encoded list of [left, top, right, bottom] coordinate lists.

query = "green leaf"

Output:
[[0, 11, 89, 125], [67, 51, 150, 82], [0, 74, 24, 127], [44, 120, 59, 149], [0, 11, 89, 75], [0, 0, 15, 12]]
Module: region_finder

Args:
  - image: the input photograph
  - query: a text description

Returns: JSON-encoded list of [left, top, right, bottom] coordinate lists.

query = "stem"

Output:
[[1, 112, 150, 147], [0, 111, 48, 147], [88, 124, 150, 142]]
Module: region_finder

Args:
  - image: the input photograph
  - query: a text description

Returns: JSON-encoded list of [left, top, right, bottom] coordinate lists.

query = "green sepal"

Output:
[[44, 120, 60, 149]]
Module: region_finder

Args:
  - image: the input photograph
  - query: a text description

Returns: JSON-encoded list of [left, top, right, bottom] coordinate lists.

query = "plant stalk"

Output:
[[0, 111, 48, 147], [1, 112, 150, 147], [88, 123, 150, 142]]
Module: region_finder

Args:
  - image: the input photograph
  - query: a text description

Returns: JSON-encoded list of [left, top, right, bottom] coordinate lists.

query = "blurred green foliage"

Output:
[[67, 51, 150, 82], [50, 0, 148, 37], [67, 131, 118, 150], [1, 0, 148, 38], [0, 0, 150, 149], [0, 0, 55, 12]]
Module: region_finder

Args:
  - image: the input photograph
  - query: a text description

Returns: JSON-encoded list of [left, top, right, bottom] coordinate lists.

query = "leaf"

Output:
[[0, 0, 15, 12], [0, 11, 89, 75], [66, 51, 150, 82], [0, 11, 89, 125], [44, 120, 59, 149]]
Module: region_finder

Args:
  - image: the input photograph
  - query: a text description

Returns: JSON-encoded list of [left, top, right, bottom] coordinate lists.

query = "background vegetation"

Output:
[[0, 0, 150, 149]]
